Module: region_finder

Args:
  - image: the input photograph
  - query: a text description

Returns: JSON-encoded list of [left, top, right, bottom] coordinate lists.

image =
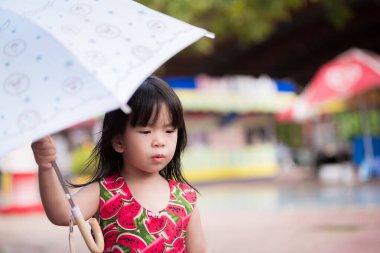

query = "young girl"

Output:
[[32, 76, 209, 252]]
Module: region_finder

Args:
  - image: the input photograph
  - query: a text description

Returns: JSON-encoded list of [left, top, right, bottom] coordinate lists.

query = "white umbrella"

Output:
[[0, 1, 213, 252]]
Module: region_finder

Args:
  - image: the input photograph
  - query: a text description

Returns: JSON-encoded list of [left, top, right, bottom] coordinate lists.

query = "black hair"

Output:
[[72, 76, 193, 189]]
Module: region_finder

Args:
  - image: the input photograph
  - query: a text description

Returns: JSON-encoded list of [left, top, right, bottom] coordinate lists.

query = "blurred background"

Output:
[[1, 0, 380, 252]]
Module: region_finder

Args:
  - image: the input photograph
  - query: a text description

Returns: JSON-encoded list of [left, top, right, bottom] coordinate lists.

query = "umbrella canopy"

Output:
[[0, 0, 213, 155], [277, 48, 380, 122]]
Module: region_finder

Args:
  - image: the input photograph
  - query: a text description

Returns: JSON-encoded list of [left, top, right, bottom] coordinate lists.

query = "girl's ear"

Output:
[[111, 134, 124, 153]]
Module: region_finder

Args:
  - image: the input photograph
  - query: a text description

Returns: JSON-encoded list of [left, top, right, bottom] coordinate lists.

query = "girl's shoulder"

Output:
[[101, 173, 122, 182], [99, 173, 124, 187], [98, 173, 126, 198], [170, 180, 198, 205], [171, 180, 194, 191]]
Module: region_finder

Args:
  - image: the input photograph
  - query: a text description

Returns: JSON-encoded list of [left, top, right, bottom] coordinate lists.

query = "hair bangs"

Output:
[[128, 86, 158, 127], [164, 93, 183, 130], [127, 77, 184, 130]]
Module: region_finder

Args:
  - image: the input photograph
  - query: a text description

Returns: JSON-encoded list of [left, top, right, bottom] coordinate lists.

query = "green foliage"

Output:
[[70, 142, 94, 176], [321, 0, 352, 28], [276, 123, 303, 148], [335, 110, 380, 140], [138, 0, 352, 53]]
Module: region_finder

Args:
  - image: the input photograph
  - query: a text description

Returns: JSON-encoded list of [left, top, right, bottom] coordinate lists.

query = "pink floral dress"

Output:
[[99, 174, 197, 253]]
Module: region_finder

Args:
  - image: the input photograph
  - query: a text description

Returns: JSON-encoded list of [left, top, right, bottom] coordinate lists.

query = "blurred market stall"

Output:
[[166, 75, 297, 182], [276, 48, 380, 182]]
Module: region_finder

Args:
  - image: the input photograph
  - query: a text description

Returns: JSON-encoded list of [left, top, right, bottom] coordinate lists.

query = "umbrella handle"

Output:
[[72, 205, 104, 253]]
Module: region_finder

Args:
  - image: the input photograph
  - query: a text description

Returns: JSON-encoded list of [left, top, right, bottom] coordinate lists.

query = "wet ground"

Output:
[[200, 178, 380, 253], [1, 173, 380, 252]]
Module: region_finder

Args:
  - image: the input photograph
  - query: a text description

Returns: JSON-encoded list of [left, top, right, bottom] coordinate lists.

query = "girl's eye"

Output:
[[139, 130, 151, 134], [166, 129, 177, 134]]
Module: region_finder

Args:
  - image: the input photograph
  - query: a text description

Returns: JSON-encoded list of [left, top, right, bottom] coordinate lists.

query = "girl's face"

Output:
[[113, 104, 178, 175]]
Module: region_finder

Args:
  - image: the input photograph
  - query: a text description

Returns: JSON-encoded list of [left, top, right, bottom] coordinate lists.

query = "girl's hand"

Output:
[[31, 136, 56, 170]]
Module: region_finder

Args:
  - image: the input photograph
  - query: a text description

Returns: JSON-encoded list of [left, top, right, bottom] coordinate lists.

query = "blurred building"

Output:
[[166, 75, 297, 183]]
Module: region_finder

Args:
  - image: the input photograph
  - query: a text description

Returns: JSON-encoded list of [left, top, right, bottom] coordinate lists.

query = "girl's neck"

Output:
[[120, 168, 170, 213], [120, 168, 164, 185]]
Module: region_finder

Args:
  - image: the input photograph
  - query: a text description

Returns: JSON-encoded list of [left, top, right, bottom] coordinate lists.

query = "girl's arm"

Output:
[[185, 205, 210, 253], [32, 136, 99, 226]]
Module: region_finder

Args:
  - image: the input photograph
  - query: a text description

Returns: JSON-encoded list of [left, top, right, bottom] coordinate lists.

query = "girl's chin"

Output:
[[138, 166, 166, 175]]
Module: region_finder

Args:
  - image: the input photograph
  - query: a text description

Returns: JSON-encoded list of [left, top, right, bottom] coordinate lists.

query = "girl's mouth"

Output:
[[152, 154, 165, 162]]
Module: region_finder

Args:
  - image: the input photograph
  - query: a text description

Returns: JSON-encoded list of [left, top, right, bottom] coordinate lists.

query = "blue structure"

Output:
[[164, 76, 297, 93], [353, 136, 380, 179]]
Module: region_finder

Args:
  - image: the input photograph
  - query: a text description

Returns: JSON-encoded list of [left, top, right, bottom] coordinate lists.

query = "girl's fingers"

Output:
[[31, 136, 56, 169], [32, 137, 55, 151], [36, 149, 55, 158], [32, 136, 53, 147]]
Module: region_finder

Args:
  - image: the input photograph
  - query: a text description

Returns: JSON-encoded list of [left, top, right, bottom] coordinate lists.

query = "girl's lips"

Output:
[[152, 154, 165, 162]]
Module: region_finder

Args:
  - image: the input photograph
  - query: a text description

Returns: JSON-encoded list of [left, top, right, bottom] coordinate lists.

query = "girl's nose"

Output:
[[152, 135, 165, 147]]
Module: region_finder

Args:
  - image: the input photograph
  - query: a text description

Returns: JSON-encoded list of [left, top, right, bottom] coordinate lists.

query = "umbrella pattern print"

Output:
[[0, 0, 213, 155]]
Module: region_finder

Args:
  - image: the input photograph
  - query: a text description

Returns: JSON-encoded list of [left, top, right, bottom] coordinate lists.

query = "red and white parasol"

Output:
[[277, 48, 380, 122]]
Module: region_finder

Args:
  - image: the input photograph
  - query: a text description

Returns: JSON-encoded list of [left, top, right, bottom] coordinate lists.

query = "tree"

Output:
[[139, 0, 352, 54]]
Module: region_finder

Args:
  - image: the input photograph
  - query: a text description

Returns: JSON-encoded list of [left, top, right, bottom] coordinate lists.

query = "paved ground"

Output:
[[1, 172, 380, 252], [200, 178, 380, 253]]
